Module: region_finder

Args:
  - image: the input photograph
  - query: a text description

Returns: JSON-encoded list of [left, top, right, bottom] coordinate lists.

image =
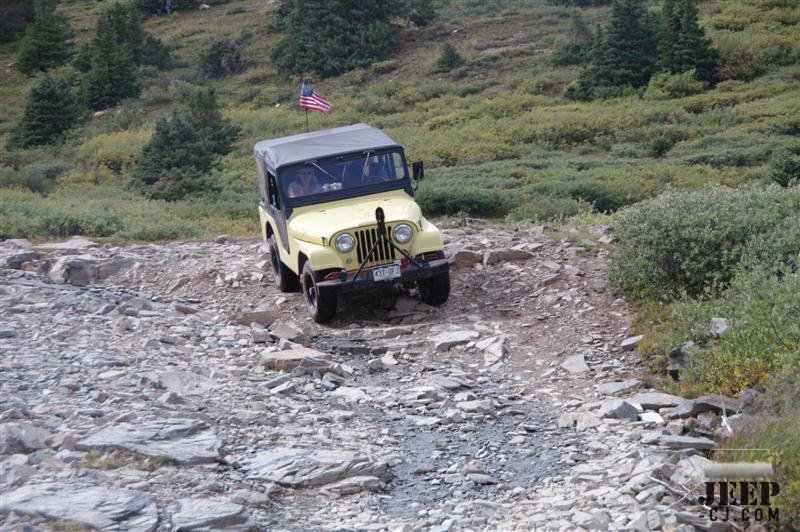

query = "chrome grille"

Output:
[[355, 225, 396, 266]]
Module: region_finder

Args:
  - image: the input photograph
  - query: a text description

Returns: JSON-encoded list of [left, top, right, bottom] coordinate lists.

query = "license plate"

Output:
[[372, 264, 401, 282]]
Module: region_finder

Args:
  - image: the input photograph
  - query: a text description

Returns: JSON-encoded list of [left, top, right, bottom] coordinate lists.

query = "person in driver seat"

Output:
[[287, 166, 322, 198]]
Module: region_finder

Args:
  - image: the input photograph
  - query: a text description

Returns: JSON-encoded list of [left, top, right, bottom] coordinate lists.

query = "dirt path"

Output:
[[0, 225, 712, 531]]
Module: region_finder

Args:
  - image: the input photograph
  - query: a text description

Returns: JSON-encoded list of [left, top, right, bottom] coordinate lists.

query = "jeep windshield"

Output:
[[279, 149, 410, 206]]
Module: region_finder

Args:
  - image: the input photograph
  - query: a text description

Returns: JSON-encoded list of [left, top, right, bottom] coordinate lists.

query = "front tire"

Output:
[[269, 234, 299, 292], [419, 270, 450, 306], [301, 262, 338, 323]]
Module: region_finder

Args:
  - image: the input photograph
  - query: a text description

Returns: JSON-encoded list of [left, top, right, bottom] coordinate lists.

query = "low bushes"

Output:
[[507, 195, 592, 222], [608, 185, 800, 300], [415, 186, 507, 216], [0, 186, 257, 241], [662, 261, 800, 395]]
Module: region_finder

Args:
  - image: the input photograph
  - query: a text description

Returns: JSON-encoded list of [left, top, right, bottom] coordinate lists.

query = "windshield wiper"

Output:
[[361, 151, 373, 181], [308, 161, 336, 181]]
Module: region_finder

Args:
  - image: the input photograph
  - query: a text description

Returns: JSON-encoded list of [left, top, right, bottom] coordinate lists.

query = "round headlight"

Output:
[[393, 224, 413, 244], [335, 233, 355, 253]]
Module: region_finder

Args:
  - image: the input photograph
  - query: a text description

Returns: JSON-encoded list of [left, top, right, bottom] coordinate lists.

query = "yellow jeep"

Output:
[[254, 123, 450, 323]]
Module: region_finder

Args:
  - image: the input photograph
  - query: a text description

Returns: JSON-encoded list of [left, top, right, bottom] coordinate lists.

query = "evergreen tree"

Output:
[[133, 112, 217, 201], [85, 11, 141, 110], [16, 0, 75, 75], [8, 74, 84, 149], [434, 43, 464, 73], [1, 0, 36, 44], [185, 87, 240, 156], [135, 0, 199, 17], [601, 0, 658, 88], [403, 0, 438, 27], [551, 10, 593, 66], [200, 38, 247, 78], [672, 0, 720, 83], [95, 2, 170, 67], [272, 0, 402, 77], [657, 0, 680, 72], [567, 0, 658, 99]]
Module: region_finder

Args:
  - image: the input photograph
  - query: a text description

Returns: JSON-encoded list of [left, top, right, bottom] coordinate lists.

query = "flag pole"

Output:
[[305, 109, 309, 133]]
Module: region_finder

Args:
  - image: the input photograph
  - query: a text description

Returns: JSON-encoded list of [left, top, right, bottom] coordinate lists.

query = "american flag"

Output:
[[299, 83, 331, 114]]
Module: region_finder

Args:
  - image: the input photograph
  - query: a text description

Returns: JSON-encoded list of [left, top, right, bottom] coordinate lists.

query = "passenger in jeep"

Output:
[[287, 167, 321, 198]]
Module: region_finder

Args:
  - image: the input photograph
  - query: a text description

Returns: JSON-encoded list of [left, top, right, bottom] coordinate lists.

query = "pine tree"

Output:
[[8, 74, 84, 149], [98, 2, 147, 64], [673, 0, 720, 83], [16, 0, 75, 75], [186, 87, 240, 156], [551, 11, 593, 66], [272, 0, 402, 77], [601, 0, 658, 88], [567, 0, 658, 99], [434, 43, 464, 73], [657, 0, 680, 72], [1, 0, 36, 44], [133, 112, 217, 201], [85, 5, 141, 110]]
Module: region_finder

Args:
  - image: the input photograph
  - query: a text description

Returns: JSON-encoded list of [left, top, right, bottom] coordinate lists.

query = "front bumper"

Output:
[[316, 258, 450, 295]]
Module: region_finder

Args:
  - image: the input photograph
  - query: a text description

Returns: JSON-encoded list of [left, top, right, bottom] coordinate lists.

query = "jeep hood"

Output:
[[288, 193, 422, 244]]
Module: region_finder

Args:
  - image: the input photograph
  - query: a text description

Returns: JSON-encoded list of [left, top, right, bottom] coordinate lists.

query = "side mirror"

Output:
[[412, 160, 424, 181]]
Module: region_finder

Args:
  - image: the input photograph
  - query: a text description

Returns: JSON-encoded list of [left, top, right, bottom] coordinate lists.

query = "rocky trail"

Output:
[[1, 223, 731, 531]]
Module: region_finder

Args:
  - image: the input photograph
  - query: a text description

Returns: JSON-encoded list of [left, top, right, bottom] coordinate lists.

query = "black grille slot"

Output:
[[355, 226, 396, 266]]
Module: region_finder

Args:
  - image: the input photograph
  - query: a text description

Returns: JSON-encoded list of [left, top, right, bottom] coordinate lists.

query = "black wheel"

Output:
[[269, 234, 299, 292], [301, 262, 338, 323], [419, 270, 450, 306]]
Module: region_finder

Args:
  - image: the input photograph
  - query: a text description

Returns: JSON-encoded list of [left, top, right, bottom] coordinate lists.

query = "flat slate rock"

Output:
[[321, 475, 385, 497], [629, 392, 685, 410], [172, 498, 249, 531], [595, 379, 641, 395], [692, 394, 741, 415], [77, 418, 220, 465], [1, 483, 157, 531], [431, 330, 479, 352], [561, 354, 590, 374], [597, 399, 641, 421], [620, 335, 645, 351], [144, 369, 220, 396], [659, 435, 715, 450], [261, 347, 349, 377], [0, 422, 52, 454], [244, 447, 390, 488]]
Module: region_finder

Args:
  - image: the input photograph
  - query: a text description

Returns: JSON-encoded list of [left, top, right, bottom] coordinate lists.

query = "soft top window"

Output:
[[279, 149, 409, 205]]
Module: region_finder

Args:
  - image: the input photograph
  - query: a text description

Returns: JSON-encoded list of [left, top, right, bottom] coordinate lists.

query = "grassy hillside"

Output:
[[1, 0, 798, 240]]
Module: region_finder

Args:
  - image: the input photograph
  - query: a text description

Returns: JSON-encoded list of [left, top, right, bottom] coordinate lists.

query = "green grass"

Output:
[[1, 0, 799, 239]]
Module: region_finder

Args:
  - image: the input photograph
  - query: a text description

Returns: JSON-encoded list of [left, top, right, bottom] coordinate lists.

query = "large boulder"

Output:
[[0, 483, 157, 531], [47, 254, 136, 286], [245, 447, 390, 488]]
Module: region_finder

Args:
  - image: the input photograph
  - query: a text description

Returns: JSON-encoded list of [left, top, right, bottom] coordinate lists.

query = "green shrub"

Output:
[[38, 211, 126, 238], [435, 43, 465, 73], [521, 179, 630, 212], [643, 70, 707, 100], [8, 74, 85, 149], [668, 262, 800, 395], [0, 160, 73, 193], [271, 0, 399, 77], [16, 0, 74, 75], [550, 42, 590, 66], [769, 150, 800, 187], [416, 186, 507, 216], [508, 195, 592, 222], [609, 185, 800, 299], [199, 37, 247, 78], [647, 136, 675, 158]]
